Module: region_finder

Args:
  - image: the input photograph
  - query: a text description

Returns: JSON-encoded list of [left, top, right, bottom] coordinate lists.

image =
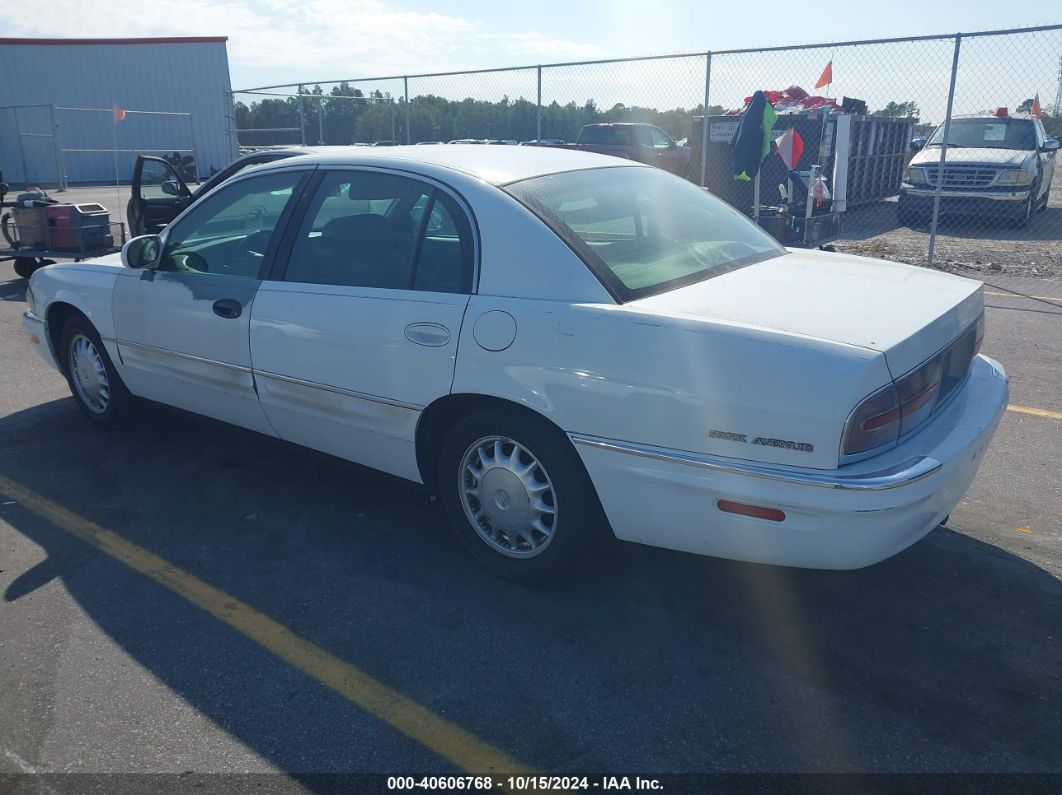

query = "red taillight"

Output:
[[862, 405, 901, 431], [843, 384, 901, 456], [718, 500, 786, 522]]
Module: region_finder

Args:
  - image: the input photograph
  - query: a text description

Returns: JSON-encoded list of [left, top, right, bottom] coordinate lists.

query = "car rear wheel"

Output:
[[60, 314, 137, 428], [13, 257, 53, 279], [438, 409, 604, 582]]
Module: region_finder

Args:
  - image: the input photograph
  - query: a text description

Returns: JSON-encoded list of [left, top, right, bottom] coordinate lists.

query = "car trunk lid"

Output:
[[628, 249, 983, 376]]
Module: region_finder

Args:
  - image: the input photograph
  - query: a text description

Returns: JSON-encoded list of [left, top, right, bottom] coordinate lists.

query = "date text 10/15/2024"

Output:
[[387, 776, 664, 791]]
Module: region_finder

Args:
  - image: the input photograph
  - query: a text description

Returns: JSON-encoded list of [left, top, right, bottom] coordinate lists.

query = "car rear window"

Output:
[[505, 166, 786, 301], [578, 127, 630, 146]]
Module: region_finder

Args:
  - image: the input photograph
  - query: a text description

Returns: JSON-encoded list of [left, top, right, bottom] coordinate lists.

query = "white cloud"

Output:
[[0, 0, 605, 87]]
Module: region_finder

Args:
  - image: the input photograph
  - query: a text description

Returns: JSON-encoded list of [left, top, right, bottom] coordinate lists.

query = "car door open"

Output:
[[128, 155, 195, 237]]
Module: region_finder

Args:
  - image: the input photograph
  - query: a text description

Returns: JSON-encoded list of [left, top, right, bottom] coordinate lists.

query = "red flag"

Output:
[[113, 105, 127, 121], [776, 127, 804, 170], [1031, 94, 1041, 118], [814, 61, 832, 90]]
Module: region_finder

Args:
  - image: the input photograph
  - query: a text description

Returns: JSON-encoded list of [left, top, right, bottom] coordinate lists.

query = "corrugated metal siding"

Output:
[[0, 40, 235, 185]]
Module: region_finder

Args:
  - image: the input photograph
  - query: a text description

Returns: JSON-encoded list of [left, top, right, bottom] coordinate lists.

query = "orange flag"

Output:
[[1031, 94, 1041, 118], [815, 61, 833, 90], [113, 105, 127, 121]]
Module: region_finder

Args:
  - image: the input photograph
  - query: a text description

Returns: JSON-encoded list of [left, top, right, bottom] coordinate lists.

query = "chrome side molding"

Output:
[[570, 433, 942, 491]]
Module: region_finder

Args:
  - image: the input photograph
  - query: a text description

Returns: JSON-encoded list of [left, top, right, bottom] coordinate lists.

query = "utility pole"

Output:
[[1053, 55, 1062, 116]]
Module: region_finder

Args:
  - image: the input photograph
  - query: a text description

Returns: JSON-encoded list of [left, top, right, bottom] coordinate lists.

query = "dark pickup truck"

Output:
[[555, 123, 691, 177]]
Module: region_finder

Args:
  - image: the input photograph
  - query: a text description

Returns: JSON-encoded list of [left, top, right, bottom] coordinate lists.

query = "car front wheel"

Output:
[[1012, 184, 1037, 228], [60, 314, 137, 427], [438, 409, 604, 582]]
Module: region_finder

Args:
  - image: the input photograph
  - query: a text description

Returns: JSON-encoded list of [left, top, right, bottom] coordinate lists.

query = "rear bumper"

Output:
[[572, 355, 1008, 570]]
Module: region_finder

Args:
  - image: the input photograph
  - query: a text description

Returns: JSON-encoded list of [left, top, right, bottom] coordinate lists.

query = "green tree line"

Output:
[[234, 82, 724, 146]]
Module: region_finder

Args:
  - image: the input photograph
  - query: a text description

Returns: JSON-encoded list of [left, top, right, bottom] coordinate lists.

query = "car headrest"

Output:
[[323, 213, 392, 242]]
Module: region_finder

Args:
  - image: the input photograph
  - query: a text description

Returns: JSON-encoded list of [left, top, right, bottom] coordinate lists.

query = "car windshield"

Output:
[[927, 118, 1037, 150], [505, 166, 786, 301]]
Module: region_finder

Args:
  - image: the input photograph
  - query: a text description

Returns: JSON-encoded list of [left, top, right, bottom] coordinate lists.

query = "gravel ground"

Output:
[[835, 178, 1062, 280]]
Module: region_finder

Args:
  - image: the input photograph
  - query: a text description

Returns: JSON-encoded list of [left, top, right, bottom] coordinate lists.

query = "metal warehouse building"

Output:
[[0, 37, 236, 186]]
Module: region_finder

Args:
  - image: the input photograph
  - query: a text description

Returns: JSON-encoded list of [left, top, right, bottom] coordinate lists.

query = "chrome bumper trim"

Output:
[[902, 188, 1030, 201], [570, 434, 942, 491]]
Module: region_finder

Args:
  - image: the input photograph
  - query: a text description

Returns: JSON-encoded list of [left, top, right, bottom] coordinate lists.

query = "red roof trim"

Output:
[[0, 36, 227, 46]]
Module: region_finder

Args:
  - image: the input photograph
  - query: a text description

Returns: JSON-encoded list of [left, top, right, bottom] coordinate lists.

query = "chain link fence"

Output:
[[1, 104, 199, 188], [228, 24, 1062, 294]]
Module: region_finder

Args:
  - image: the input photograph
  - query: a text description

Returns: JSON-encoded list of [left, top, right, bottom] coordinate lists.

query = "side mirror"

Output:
[[910, 138, 927, 153], [1043, 138, 1060, 152], [161, 180, 182, 196], [121, 235, 162, 269]]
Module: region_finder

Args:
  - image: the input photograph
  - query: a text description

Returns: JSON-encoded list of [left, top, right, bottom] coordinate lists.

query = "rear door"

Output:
[[128, 155, 193, 236], [249, 168, 476, 482]]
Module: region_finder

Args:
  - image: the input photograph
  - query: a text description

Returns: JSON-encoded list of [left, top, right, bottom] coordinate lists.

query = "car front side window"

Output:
[[650, 127, 672, 148], [161, 171, 304, 279]]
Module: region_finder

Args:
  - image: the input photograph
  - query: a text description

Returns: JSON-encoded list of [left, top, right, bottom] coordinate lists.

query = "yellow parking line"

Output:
[[1007, 404, 1062, 421], [985, 291, 1062, 301], [0, 473, 533, 778]]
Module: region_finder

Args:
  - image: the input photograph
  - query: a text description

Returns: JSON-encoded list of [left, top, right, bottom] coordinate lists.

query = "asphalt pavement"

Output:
[[0, 266, 1060, 787]]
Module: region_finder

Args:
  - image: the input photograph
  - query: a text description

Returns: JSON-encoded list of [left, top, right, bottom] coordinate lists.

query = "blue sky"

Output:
[[2, 1, 1058, 117], [1, 0, 1055, 88]]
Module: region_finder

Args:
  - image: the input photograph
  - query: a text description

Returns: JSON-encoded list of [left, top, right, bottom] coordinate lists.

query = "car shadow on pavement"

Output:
[[1, 398, 1060, 779], [0, 275, 28, 302]]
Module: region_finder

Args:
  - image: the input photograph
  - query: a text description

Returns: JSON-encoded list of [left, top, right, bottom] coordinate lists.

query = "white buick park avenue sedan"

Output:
[[23, 146, 1007, 581]]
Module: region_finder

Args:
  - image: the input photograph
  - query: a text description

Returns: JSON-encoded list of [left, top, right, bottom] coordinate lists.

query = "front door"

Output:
[[249, 169, 476, 482], [113, 167, 309, 434], [128, 155, 194, 236]]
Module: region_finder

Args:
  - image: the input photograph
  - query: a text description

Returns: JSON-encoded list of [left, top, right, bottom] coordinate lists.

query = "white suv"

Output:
[[899, 113, 1058, 228]]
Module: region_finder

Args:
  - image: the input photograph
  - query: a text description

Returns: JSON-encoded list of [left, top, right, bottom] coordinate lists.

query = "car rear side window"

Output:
[[505, 166, 786, 301], [283, 171, 474, 293]]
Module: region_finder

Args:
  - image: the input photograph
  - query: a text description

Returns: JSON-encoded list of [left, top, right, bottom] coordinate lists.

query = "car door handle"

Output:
[[404, 322, 450, 347], [212, 299, 243, 319]]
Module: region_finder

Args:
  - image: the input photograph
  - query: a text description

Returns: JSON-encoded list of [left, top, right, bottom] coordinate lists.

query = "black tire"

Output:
[[59, 314, 137, 428], [14, 258, 37, 279], [438, 408, 605, 582], [1012, 184, 1036, 229], [1037, 185, 1050, 212]]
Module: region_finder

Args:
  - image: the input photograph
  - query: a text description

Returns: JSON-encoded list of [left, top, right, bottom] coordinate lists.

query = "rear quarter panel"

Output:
[[453, 298, 894, 470]]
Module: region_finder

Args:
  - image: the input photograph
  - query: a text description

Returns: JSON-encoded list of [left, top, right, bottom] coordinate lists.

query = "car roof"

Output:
[[267, 144, 646, 186]]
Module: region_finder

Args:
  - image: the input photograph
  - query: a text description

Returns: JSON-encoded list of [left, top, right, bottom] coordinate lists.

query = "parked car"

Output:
[[519, 139, 566, 147], [899, 112, 1058, 227], [25, 146, 1006, 581], [127, 148, 309, 236], [554, 123, 691, 177]]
